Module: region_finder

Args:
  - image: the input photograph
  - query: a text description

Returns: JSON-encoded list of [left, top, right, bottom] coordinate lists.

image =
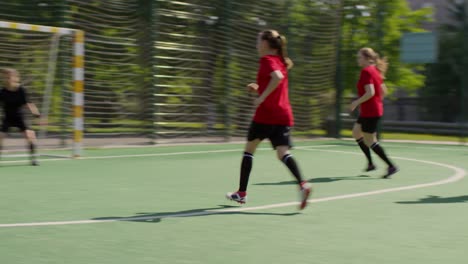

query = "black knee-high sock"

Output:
[[29, 142, 36, 159], [282, 154, 304, 184], [239, 152, 253, 192], [370, 142, 394, 167], [356, 137, 373, 165]]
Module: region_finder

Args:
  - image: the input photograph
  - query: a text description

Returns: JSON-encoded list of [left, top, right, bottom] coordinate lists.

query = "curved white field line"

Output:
[[0, 147, 465, 228], [0, 145, 339, 164]]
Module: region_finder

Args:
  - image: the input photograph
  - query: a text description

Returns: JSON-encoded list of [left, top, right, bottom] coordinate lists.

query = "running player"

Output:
[[350, 48, 398, 178], [226, 30, 312, 210]]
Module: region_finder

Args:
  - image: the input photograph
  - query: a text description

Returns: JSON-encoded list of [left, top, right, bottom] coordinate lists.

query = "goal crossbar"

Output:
[[0, 21, 84, 157]]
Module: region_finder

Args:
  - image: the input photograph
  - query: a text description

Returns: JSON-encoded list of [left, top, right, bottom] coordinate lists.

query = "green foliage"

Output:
[[422, 0, 465, 122], [341, 0, 432, 95], [1, 0, 342, 135]]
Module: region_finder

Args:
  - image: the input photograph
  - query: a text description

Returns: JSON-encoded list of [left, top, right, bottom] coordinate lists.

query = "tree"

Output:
[[1, 0, 343, 137], [341, 0, 432, 96], [423, 0, 464, 122]]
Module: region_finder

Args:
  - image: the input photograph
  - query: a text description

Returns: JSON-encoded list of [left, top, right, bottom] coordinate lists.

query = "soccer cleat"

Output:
[[31, 160, 39, 166], [299, 182, 312, 210], [364, 164, 376, 172], [383, 166, 398, 179], [226, 191, 247, 204]]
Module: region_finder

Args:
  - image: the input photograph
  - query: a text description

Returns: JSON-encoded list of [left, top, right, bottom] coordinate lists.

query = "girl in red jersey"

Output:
[[350, 48, 398, 178], [226, 30, 311, 209]]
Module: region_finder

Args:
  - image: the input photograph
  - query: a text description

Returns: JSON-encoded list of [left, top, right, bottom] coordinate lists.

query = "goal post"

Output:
[[0, 21, 84, 157]]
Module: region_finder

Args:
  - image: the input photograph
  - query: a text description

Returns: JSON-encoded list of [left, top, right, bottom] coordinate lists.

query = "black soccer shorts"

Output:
[[247, 121, 293, 149], [356, 116, 380, 133]]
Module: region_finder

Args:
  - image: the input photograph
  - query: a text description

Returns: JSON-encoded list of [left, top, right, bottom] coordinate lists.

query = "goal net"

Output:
[[0, 21, 84, 161]]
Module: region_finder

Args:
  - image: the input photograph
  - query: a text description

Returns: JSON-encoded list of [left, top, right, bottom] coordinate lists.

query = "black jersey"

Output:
[[0, 86, 29, 119]]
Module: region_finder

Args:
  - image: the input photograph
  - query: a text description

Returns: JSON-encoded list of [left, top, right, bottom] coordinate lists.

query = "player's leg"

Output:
[[226, 122, 263, 204], [276, 146, 305, 184], [362, 118, 397, 178], [353, 118, 375, 171], [0, 132, 5, 161], [24, 129, 38, 165], [17, 118, 39, 165], [0, 120, 9, 161], [272, 126, 311, 210], [239, 139, 261, 189]]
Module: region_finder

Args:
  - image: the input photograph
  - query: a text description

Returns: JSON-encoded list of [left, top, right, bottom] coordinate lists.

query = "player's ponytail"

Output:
[[261, 30, 294, 70], [278, 35, 294, 70], [375, 56, 388, 79], [359, 47, 388, 79]]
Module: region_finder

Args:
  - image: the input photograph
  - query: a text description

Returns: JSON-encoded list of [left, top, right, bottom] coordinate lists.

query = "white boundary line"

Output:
[[393, 145, 467, 152], [0, 145, 339, 164], [0, 147, 465, 228], [0, 140, 465, 165]]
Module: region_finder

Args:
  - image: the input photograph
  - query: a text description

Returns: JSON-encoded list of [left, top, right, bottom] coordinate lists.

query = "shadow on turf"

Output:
[[396, 195, 468, 204], [0, 163, 33, 167], [92, 205, 300, 223], [255, 175, 375, 186]]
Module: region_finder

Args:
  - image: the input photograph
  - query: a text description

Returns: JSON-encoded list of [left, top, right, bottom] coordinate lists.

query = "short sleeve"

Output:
[[360, 68, 374, 85], [261, 56, 282, 74], [20, 87, 29, 105]]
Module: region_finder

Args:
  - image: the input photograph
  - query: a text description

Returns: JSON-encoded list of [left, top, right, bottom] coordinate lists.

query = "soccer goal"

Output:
[[0, 21, 84, 159]]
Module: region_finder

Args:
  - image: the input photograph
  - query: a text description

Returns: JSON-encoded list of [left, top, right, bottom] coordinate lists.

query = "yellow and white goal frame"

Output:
[[0, 21, 84, 157]]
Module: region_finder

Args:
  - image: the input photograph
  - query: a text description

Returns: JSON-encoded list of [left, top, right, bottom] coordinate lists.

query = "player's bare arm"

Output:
[[254, 70, 283, 107], [350, 84, 375, 111]]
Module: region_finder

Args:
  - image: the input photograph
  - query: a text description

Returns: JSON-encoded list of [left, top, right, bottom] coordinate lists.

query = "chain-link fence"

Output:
[[333, 0, 468, 141], [1, 0, 467, 151], [0, 0, 343, 149]]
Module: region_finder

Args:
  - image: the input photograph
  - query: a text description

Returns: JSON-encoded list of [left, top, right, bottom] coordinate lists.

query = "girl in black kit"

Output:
[[0, 68, 41, 166]]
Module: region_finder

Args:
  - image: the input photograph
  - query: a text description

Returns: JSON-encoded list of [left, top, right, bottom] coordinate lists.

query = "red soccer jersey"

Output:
[[253, 55, 294, 126], [357, 65, 384, 117]]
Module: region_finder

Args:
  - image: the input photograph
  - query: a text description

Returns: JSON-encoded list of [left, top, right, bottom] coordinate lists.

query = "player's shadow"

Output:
[[396, 195, 468, 204], [0, 163, 32, 168], [92, 205, 300, 224], [254, 175, 374, 186]]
